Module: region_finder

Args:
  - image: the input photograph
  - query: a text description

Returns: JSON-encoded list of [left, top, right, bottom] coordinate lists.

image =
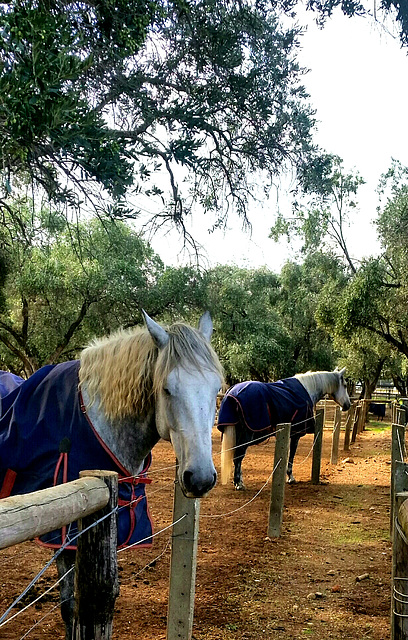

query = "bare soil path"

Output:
[[1, 423, 392, 640]]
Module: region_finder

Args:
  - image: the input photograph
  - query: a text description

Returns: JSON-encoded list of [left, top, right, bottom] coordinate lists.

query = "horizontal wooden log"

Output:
[[0, 476, 110, 549]]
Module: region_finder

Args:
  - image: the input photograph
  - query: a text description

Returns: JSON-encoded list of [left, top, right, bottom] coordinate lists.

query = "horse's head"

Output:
[[144, 311, 223, 498], [332, 367, 351, 411]]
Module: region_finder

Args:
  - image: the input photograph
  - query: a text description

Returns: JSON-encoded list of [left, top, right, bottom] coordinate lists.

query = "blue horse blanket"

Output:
[[217, 377, 315, 438], [0, 362, 153, 550]]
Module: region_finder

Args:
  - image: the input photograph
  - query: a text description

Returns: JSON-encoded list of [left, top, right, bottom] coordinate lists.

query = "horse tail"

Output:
[[220, 425, 235, 485]]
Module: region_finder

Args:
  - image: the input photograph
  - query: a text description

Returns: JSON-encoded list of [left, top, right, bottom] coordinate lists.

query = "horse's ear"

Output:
[[142, 310, 169, 349], [338, 366, 346, 377], [198, 311, 213, 342]]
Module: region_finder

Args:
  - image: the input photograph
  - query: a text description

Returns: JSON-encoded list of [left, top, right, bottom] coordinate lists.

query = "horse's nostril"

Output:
[[182, 470, 217, 496], [183, 470, 194, 492]]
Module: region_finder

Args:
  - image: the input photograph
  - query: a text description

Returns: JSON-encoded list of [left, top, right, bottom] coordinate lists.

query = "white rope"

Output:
[[397, 426, 407, 462], [201, 458, 281, 519], [118, 513, 187, 553], [217, 424, 288, 456], [0, 567, 74, 629], [119, 538, 171, 583], [1, 512, 187, 630], [394, 589, 408, 602], [292, 432, 320, 468], [120, 462, 179, 482], [19, 598, 71, 640]]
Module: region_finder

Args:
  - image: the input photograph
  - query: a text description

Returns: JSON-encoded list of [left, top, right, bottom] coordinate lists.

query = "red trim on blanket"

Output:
[[37, 387, 154, 551], [0, 468, 17, 498]]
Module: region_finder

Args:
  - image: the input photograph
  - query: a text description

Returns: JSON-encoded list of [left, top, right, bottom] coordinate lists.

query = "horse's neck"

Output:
[[81, 385, 160, 475], [295, 372, 336, 406]]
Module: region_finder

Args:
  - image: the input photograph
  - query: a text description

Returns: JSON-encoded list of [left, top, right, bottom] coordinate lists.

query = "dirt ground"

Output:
[[1, 422, 392, 640]]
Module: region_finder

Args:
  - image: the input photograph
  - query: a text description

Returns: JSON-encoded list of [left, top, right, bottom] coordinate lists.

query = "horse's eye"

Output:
[[163, 388, 171, 396]]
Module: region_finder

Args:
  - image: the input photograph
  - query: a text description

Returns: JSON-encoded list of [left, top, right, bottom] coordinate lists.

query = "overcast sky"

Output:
[[147, 9, 408, 271]]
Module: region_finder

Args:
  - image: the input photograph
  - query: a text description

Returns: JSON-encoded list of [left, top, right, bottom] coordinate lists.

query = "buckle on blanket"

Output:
[[119, 475, 152, 485]]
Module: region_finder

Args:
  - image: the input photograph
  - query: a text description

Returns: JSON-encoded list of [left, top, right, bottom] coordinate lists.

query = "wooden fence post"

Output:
[[311, 408, 324, 485], [358, 400, 368, 433], [351, 403, 361, 444], [343, 405, 354, 452], [73, 470, 119, 640], [330, 406, 342, 466], [391, 426, 407, 535], [267, 423, 291, 538], [167, 467, 200, 640], [391, 462, 408, 640]]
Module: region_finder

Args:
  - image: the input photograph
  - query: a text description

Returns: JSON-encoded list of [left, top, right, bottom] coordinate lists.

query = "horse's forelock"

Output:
[[153, 323, 223, 396]]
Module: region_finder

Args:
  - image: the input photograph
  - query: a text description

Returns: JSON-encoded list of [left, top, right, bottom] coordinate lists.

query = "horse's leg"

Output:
[[287, 433, 301, 484], [233, 421, 251, 490], [56, 550, 76, 640]]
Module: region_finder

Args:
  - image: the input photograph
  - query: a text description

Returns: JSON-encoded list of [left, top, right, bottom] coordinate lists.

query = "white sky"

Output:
[[147, 9, 408, 272]]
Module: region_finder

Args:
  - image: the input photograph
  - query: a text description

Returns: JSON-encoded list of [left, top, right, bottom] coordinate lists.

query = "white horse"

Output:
[[0, 311, 223, 638], [219, 368, 350, 489]]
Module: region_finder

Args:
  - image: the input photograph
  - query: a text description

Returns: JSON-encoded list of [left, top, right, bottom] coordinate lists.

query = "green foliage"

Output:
[[203, 265, 290, 383], [0, 202, 166, 373], [270, 155, 364, 272], [0, 0, 149, 202], [0, 0, 318, 233], [276, 252, 344, 372], [203, 258, 340, 383]]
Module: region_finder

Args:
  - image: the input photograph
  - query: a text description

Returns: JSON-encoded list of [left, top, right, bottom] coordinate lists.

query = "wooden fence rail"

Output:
[[0, 476, 110, 549]]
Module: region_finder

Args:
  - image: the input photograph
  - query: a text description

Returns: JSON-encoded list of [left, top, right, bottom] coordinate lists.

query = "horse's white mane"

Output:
[[294, 370, 342, 397], [79, 322, 224, 422]]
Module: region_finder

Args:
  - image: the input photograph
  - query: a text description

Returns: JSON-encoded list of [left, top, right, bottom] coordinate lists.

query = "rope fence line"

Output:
[[114, 415, 318, 485], [201, 458, 282, 519], [0, 507, 119, 627], [0, 512, 188, 631], [1, 445, 289, 631], [292, 431, 320, 468], [19, 598, 71, 640], [0, 412, 332, 635]]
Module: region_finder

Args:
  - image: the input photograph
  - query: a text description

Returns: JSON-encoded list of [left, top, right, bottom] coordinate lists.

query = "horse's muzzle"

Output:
[[342, 400, 351, 411], [181, 469, 217, 498]]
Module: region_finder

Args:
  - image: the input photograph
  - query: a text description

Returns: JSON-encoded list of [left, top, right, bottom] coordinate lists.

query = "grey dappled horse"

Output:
[[219, 369, 350, 489]]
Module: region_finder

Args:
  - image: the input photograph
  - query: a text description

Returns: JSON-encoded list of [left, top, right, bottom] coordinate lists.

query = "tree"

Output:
[[328, 164, 408, 360], [287, 1, 408, 49], [0, 0, 317, 239], [203, 258, 342, 383], [0, 203, 167, 374], [274, 252, 344, 373], [269, 154, 364, 272], [203, 265, 291, 383]]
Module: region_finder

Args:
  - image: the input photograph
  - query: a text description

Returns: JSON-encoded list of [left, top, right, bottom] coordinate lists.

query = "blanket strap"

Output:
[[53, 438, 71, 544], [0, 469, 17, 499]]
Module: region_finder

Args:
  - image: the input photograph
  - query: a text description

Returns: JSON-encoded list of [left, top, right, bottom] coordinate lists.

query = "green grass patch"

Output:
[[365, 421, 391, 432], [332, 525, 388, 545]]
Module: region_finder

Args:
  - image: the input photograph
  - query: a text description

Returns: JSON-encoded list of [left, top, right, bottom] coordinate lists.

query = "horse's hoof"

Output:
[[234, 482, 246, 490], [287, 476, 297, 484]]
